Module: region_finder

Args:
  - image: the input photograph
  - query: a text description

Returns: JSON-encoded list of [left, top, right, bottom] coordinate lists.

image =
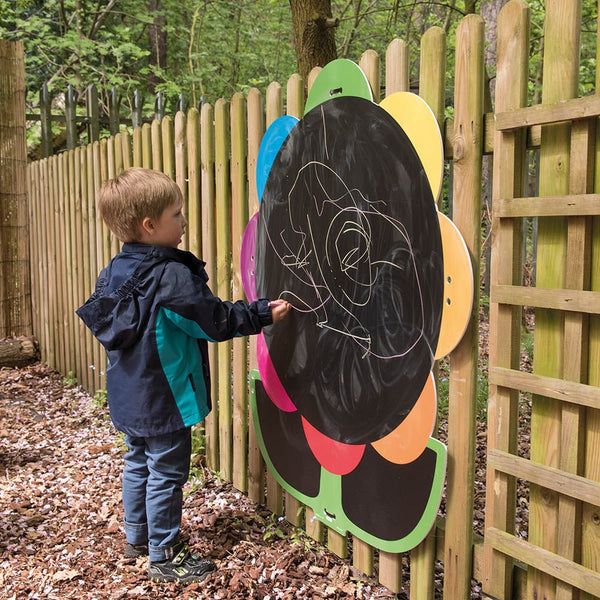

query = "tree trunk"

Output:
[[148, 0, 167, 93], [0, 337, 38, 368], [289, 0, 338, 82]]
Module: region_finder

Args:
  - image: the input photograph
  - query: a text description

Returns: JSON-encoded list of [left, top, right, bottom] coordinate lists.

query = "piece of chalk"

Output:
[[268, 300, 284, 307]]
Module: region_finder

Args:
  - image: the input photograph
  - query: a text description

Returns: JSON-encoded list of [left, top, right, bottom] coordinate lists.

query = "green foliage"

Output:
[[522, 329, 535, 365], [93, 387, 107, 408], [114, 431, 128, 453], [436, 357, 488, 421], [4, 1, 599, 153], [263, 514, 288, 543], [62, 370, 77, 387]]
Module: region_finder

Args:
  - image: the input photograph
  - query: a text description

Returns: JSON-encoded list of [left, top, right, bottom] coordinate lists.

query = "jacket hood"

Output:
[[76, 244, 206, 351]]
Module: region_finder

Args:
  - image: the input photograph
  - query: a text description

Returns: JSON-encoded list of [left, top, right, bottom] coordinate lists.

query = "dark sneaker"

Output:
[[148, 541, 216, 584], [124, 543, 148, 558]]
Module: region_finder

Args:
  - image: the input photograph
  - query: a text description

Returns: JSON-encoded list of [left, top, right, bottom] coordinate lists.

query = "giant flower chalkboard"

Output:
[[242, 60, 473, 552]]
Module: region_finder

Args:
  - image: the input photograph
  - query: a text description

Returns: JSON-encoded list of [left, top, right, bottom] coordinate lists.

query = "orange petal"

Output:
[[434, 212, 473, 359], [371, 373, 436, 464]]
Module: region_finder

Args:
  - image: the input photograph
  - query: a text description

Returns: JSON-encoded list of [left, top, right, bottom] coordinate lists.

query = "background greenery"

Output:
[[2, 1, 597, 107]]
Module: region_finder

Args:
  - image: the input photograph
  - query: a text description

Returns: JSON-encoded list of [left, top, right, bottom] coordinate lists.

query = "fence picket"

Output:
[[53, 156, 66, 372], [582, 7, 600, 595], [215, 98, 233, 483], [174, 112, 188, 250], [231, 92, 249, 494], [359, 49, 380, 103], [386, 38, 409, 94], [246, 88, 266, 505], [186, 108, 201, 257], [161, 115, 175, 179], [444, 14, 485, 600], [483, 2, 529, 598], [407, 27, 448, 600], [530, 2, 582, 598], [264, 81, 284, 518], [200, 103, 219, 472]]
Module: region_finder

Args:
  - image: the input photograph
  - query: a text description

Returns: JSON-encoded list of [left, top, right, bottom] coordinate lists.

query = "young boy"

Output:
[[76, 167, 290, 584]]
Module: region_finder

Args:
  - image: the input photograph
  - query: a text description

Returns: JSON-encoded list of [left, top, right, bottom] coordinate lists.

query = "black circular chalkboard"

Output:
[[256, 96, 443, 445]]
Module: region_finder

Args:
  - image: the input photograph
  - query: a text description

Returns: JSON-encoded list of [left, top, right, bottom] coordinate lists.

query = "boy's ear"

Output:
[[141, 216, 154, 236]]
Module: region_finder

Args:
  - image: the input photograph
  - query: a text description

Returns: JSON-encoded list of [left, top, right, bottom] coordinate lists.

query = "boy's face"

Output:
[[145, 197, 186, 248]]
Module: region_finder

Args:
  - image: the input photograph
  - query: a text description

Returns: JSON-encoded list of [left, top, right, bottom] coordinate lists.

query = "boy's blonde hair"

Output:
[[99, 167, 182, 242]]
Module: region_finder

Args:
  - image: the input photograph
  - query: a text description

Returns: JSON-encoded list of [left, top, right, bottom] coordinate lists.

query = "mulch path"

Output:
[[0, 363, 400, 600]]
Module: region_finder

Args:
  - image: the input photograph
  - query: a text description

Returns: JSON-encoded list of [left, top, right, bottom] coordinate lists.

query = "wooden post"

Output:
[[27, 161, 40, 355], [409, 28, 447, 598], [161, 116, 175, 179], [201, 103, 219, 472], [385, 38, 409, 95], [109, 87, 120, 136], [141, 123, 152, 169], [151, 120, 162, 172], [246, 87, 266, 505], [85, 143, 101, 391], [40, 83, 52, 158], [132, 90, 143, 129], [582, 9, 600, 599], [86, 84, 100, 144], [264, 81, 284, 517], [155, 91, 166, 121], [359, 49, 380, 103], [529, 3, 581, 599], [174, 112, 187, 250], [215, 98, 233, 482], [65, 85, 77, 150], [286, 74, 304, 118], [419, 27, 446, 133], [483, 2, 529, 599], [54, 155, 67, 371], [0, 40, 32, 338], [231, 92, 249, 493], [186, 108, 201, 257], [444, 14, 484, 600], [282, 74, 306, 529]]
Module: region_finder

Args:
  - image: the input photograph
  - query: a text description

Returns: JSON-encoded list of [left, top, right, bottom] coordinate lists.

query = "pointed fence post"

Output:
[[109, 87, 120, 136], [40, 82, 52, 158], [155, 91, 165, 121], [132, 90, 143, 129], [86, 84, 100, 144], [483, 2, 529, 598], [529, 2, 582, 599], [444, 13, 484, 600], [65, 84, 77, 150]]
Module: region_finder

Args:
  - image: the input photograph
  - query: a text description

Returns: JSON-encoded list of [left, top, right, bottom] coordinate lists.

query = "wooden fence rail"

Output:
[[22, 2, 600, 597]]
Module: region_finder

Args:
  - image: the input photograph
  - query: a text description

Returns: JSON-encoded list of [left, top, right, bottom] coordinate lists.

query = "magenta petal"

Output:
[[257, 333, 297, 412], [241, 213, 258, 302]]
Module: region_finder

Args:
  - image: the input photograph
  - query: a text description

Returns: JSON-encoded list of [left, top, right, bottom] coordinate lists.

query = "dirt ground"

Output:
[[0, 363, 404, 600]]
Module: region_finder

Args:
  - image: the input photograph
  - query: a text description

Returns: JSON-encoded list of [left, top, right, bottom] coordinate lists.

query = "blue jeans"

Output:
[[122, 427, 192, 562]]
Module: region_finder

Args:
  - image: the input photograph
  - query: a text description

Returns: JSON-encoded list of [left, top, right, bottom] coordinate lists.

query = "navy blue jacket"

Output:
[[76, 243, 272, 437]]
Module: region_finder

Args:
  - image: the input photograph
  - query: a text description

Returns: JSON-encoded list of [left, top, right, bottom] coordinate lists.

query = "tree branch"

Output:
[[88, 0, 120, 40]]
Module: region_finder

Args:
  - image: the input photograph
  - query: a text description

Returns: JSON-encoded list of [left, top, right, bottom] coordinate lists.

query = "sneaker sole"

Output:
[[149, 572, 213, 584]]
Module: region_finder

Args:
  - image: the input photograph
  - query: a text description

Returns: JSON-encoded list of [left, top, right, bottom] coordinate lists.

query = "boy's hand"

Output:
[[269, 300, 292, 323]]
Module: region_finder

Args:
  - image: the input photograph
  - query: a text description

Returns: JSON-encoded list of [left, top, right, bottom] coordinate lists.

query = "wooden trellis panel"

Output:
[[484, 3, 600, 598]]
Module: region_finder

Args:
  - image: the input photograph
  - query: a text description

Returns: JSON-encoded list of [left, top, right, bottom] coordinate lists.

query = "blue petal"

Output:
[[256, 115, 299, 202]]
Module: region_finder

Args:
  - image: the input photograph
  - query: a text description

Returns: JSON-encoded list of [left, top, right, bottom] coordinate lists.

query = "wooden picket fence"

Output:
[[22, 1, 600, 598], [28, 82, 187, 158]]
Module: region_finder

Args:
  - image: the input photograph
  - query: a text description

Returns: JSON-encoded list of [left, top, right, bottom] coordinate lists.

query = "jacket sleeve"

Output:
[[158, 261, 272, 341]]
